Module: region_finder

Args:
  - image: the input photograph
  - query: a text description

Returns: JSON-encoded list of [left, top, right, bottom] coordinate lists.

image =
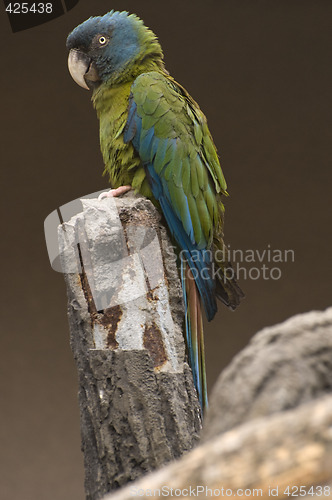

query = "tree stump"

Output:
[[58, 192, 201, 500]]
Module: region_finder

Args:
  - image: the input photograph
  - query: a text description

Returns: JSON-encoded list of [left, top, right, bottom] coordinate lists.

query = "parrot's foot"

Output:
[[98, 185, 132, 201]]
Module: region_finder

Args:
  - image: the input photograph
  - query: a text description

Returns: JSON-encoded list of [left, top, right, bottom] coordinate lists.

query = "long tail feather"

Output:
[[181, 259, 208, 412]]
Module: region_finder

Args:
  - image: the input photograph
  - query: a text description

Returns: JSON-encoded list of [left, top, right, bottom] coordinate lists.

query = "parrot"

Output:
[[66, 10, 244, 412]]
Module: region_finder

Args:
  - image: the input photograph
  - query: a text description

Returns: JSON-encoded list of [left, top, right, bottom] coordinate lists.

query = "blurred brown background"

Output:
[[1, 1, 331, 498]]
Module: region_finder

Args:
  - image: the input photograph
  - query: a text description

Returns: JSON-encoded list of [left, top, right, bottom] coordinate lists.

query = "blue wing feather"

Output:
[[123, 76, 220, 412], [124, 93, 217, 321]]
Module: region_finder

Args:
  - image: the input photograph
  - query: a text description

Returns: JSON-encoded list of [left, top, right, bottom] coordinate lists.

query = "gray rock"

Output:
[[103, 394, 332, 500], [202, 307, 332, 441]]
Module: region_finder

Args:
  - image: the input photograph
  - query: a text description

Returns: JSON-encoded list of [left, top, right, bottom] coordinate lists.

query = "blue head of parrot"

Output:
[[66, 10, 164, 90]]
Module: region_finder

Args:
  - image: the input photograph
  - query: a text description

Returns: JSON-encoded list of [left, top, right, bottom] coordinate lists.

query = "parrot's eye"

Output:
[[98, 36, 108, 46]]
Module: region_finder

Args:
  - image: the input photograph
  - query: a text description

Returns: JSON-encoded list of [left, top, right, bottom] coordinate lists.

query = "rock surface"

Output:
[[202, 307, 332, 441], [104, 394, 332, 500], [103, 308, 332, 500]]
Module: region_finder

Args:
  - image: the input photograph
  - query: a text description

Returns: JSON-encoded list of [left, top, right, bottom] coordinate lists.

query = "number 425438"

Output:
[[6, 3, 53, 14], [284, 485, 331, 497]]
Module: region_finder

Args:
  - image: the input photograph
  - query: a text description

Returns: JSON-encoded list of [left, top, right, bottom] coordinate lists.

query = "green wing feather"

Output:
[[130, 72, 227, 250]]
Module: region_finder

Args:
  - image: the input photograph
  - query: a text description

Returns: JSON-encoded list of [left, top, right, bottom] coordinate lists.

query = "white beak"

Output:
[[68, 49, 90, 90]]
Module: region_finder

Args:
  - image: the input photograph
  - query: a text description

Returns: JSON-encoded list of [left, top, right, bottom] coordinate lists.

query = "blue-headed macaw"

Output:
[[66, 11, 244, 412]]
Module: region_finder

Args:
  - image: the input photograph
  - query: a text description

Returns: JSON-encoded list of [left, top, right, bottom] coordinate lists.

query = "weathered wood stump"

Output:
[[58, 192, 201, 500]]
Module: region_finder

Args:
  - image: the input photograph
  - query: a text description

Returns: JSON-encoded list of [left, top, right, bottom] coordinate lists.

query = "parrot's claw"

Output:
[[98, 185, 132, 201]]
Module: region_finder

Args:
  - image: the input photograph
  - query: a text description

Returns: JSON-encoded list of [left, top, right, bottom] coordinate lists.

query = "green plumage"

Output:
[[94, 71, 228, 253]]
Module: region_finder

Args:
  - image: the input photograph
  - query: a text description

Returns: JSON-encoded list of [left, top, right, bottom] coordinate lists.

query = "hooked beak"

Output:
[[67, 49, 100, 90]]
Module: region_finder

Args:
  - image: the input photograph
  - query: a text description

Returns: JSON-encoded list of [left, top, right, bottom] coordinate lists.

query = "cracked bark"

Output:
[[58, 192, 201, 500]]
